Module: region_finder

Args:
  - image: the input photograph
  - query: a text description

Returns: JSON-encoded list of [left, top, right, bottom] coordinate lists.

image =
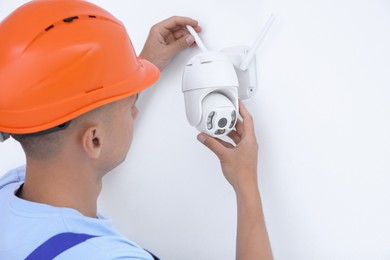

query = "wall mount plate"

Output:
[[221, 46, 258, 100]]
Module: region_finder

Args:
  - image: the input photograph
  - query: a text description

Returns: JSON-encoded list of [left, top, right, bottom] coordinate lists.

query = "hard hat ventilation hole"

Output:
[[37, 15, 121, 43], [41, 15, 120, 35], [85, 86, 104, 94], [45, 25, 54, 31], [63, 16, 79, 23], [22, 15, 123, 55]]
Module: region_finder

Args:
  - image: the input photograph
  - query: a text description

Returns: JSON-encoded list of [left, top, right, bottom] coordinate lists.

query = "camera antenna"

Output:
[[186, 25, 208, 52], [239, 13, 276, 71]]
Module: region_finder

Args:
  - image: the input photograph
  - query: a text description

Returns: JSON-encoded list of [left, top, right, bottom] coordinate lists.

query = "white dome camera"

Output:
[[182, 15, 275, 137], [182, 51, 239, 137]]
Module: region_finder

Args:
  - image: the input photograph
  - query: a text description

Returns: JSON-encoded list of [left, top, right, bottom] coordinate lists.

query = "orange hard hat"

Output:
[[0, 0, 160, 135]]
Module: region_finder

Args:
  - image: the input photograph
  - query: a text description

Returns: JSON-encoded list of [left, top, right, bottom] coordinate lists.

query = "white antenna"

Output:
[[239, 13, 276, 71], [186, 25, 209, 52]]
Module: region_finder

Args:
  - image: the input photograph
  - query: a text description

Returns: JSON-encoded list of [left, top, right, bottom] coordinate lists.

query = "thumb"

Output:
[[169, 34, 195, 53], [197, 133, 224, 158]]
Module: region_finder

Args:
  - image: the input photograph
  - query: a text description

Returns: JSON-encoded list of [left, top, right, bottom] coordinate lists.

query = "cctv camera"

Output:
[[182, 51, 239, 137], [183, 16, 275, 137]]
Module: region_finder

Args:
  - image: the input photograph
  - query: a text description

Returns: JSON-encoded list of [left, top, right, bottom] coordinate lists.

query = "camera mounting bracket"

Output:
[[221, 46, 257, 100]]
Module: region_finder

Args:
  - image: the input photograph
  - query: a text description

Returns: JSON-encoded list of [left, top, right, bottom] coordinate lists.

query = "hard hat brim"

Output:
[[0, 58, 160, 134]]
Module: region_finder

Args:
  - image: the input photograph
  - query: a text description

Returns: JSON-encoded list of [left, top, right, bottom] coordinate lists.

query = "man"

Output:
[[0, 0, 272, 259]]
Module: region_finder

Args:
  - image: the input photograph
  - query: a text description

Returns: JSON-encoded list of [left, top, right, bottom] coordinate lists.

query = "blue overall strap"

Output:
[[25, 232, 98, 260], [145, 249, 160, 260]]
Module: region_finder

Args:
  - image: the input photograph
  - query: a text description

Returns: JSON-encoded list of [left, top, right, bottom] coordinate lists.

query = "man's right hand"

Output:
[[197, 101, 273, 260], [197, 100, 259, 193]]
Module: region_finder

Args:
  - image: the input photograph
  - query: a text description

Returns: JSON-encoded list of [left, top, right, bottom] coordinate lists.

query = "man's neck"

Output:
[[19, 159, 102, 218]]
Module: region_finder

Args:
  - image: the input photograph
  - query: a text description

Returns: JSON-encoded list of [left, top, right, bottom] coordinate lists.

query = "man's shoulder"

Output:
[[0, 165, 25, 189]]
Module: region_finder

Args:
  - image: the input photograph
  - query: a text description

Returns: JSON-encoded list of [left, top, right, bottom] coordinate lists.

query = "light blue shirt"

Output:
[[0, 166, 154, 259]]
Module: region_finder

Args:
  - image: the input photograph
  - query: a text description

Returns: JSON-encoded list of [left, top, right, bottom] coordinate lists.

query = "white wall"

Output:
[[1, 0, 390, 259]]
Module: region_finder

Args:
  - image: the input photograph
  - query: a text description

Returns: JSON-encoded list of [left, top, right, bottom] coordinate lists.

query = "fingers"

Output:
[[173, 29, 188, 39], [197, 133, 228, 158], [228, 130, 241, 144], [174, 34, 195, 50], [142, 16, 200, 70], [216, 138, 235, 149], [157, 16, 200, 54], [159, 16, 200, 34], [235, 119, 244, 136], [172, 29, 197, 42], [238, 100, 255, 135]]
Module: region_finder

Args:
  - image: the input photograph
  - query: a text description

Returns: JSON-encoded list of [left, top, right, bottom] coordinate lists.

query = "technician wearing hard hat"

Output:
[[0, 1, 272, 259]]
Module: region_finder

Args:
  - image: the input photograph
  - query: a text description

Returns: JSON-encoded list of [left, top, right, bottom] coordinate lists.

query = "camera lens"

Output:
[[218, 118, 228, 128]]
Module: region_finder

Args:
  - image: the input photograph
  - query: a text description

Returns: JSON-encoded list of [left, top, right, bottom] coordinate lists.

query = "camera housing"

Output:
[[182, 51, 239, 137]]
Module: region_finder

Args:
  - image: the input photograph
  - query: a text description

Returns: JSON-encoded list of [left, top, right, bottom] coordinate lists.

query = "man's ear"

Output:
[[81, 126, 103, 159]]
